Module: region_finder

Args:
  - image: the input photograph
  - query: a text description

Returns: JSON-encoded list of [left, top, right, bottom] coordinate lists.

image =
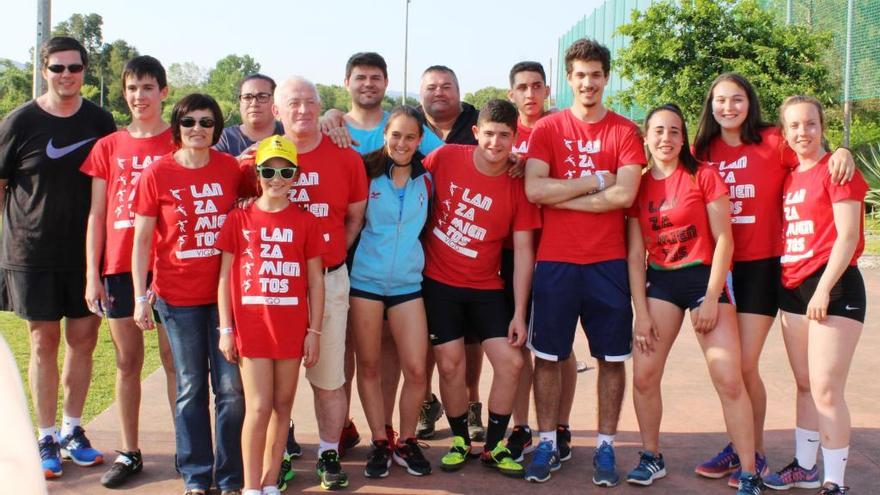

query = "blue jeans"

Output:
[[155, 297, 244, 490]]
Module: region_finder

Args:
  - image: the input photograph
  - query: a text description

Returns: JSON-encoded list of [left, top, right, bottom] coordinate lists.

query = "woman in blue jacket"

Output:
[[349, 106, 433, 478]]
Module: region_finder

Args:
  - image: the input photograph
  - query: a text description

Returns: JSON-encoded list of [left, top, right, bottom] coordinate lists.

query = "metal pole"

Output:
[[842, 0, 854, 147], [33, 0, 51, 98], [402, 0, 410, 105], [786, 0, 792, 24]]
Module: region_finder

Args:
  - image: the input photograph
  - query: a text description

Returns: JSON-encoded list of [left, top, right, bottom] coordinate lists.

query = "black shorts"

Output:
[[103, 272, 154, 319], [731, 257, 781, 317], [647, 264, 733, 310], [501, 247, 532, 323], [778, 265, 866, 323], [349, 287, 422, 309], [0, 268, 91, 321], [423, 277, 509, 346]]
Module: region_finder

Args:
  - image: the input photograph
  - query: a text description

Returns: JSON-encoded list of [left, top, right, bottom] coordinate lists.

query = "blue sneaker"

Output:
[[524, 440, 561, 483], [39, 435, 63, 479], [60, 426, 104, 466], [763, 458, 821, 490], [736, 471, 764, 495], [729, 452, 770, 487], [593, 441, 620, 487], [696, 442, 740, 478], [626, 451, 666, 486]]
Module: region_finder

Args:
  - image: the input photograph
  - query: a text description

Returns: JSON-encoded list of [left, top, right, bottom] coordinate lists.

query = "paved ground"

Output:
[[48, 270, 880, 494]]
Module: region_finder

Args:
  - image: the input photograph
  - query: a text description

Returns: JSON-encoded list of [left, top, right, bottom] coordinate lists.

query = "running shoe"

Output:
[[385, 425, 398, 453], [276, 451, 295, 491], [524, 440, 561, 483], [100, 450, 143, 487], [736, 472, 764, 495], [817, 482, 849, 494], [506, 425, 534, 463], [60, 426, 104, 466], [439, 436, 471, 472], [729, 452, 770, 487], [338, 419, 360, 458], [316, 449, 348, 490], [480, 443, 524, 478], [592, 441, 620, 487], [557, 425, 572, 462], [468, 401, 486, 443], [763, 458, 820, 490], [626, 451, 666, 486], [416, 394, 444, 439], [285, 421, 302, 458], [39, 435, 63, 479], [364, 440, 391, 479], [696, 442, 741, 478], [393, 437, 432, 476]]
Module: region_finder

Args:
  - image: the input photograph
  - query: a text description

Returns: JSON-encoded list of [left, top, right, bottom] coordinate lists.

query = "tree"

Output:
[[103, 40, 140, 121], [316, 84, 351, 113], [52, 13, 105, 92], [204, 55, 261, 124], [614, 0, 833, 124], [167, 62, 205, 90], [0, 60, 31, 117], [463, 87, 508, 110]]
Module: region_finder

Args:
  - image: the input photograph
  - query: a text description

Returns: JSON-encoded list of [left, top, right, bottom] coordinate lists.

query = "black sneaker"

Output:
[[416, 394, 444, 439], [393, 438, 432, 476], [100, 450, 143, 488], [557, 425, 572, 462], [316, 449, 348, 490], [364, 440, 391, 479], [506, 425, 534, 462], [817, 482, 849, 494], [468, 401, 486, 442], [286, 421, 303, 458]]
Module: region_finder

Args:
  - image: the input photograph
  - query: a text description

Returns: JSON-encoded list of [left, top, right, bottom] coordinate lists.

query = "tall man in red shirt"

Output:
[[273, 76, 367, 490], [523, 39, 646, 486]]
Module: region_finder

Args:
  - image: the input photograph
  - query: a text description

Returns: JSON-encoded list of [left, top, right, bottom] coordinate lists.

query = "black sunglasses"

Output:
[[256, 166, 297, 180], [179, 117, 216, 128], [47, 64, 85, 74]]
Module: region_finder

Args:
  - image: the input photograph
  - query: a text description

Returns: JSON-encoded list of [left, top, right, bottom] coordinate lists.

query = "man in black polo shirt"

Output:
[[417, 65, 478, 145], [0, 36, 116, 479]]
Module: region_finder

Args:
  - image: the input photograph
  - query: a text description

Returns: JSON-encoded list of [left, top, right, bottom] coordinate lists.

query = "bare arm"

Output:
[[84, 178, 108, 314], [827, 147, 855, 185], [132, 214, 157, 330], [303, 255, 325, 368], [319, 109, 357, 148], [806, 200, 862, 321], [551, 164, 642, 212], [216, 252, 238, 363], [344, 199, 366, 250], [524, 157, 612, 204], [508, 230, 535, 347], [626, 218, 656, 353], [692, 196, 734, 333]]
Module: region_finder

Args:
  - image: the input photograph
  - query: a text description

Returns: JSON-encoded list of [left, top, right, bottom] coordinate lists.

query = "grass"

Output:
[[0, 312, 163, 427], [866, 215, 880, 255]]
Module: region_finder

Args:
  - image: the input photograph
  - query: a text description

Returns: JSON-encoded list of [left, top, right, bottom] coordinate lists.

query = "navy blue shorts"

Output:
[[528, 260, 632, 362], [103, 272, 154, 319], [646, 265, 733, 310]]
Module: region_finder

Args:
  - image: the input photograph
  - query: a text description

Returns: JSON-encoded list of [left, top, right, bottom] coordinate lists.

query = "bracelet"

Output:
[[218, 327, 233, 335], [596, 173, 606, 191], [307, 328, 322, 335], [134, 295, 149, 303]]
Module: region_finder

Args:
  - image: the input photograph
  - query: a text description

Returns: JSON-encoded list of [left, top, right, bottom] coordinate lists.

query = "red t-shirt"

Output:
[[133, 150, 249, 306], [80, 129, 174, 275], [780, 154, 868, 288], [512, 121, 534, 156], [422, 144, 541, 290], [628, 164, 728, 270], [527, 109, 646, 264], [215, 204, 324, 359], [288, 137, 367, 268], [702, 127, 798, 261]]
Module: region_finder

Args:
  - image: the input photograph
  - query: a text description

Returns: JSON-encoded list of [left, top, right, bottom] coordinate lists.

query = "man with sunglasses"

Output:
[[0, 36, 116, 479], [215, 74, 284, 158]]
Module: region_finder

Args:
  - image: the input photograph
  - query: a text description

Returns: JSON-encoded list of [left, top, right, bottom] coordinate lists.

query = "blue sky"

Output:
[[3, 0, 603, 94]]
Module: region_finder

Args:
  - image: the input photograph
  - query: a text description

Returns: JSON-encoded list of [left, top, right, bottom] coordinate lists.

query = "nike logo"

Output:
[[807, 438, 819, 443], [46, 138, 96, 159], [845, 305, 860, 311]]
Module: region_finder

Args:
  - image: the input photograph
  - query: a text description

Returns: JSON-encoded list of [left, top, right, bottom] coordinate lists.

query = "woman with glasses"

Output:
[[131, 93, 255, 495]]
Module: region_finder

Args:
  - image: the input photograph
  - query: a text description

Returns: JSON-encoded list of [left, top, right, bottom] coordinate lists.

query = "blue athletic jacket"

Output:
[[349, 157, 432, 296]]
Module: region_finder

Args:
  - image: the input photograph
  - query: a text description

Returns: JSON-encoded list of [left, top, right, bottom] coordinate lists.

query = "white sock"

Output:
[[597, 433, 615, 448], [261, 486, 281, 495], [539, 430, 556, 450], [242, 490, 261, 495], [822, 445, 849, 487], [60, 416, 81, 438], [795, 427, 820, 469], [38, 426, 58, 442], [318, 439, 339, 456]]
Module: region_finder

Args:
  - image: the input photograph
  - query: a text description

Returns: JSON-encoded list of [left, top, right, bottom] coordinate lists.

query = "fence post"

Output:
[[843, 0, 854, 147]]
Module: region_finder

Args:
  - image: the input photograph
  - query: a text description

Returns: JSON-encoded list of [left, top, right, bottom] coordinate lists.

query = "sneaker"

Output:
[[416, 394, 444, 439], [285, 421, 302, 458], [736, 472, 764, 495], [557, 425, 572, 462], [817, 482, 849, 494], [338, 419, 360, 458], [764, 458, 821, 490], [220, 490, 242, 495], [60, 426, 104, 466], [696, 442, 740, 478], [505, 425, 534, 463], [100, 450, 143, 487], [39, 435, 63, 479], [364, 440, 391, 479], [385, 425, 398, 453], [316, 449, 348, 490], [393, 437, 432, 476], [467, 402, 486, 442], [729, 452, 770, 487], [626, 451, 666, 486], [277, 451, 295, 491], [439, 436, 470, 472], [480, 443, 524, 478], [524, 440, 561, 483], [592, 441, 620, 487]]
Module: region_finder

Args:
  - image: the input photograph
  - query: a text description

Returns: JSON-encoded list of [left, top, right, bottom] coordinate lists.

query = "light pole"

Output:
[[402, 0, 411, 105], [33, 0, 51, 98]]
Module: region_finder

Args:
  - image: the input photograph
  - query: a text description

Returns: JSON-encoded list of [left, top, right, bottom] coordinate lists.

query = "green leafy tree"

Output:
[[463, 87, 508, 110], [163, 62, 206, 122], [0, 61, 31, 117], [614, 0, 833, 124], [316, 84, 352, 113], [52, 13, 105, 93], [204, 55, 261, 124], [103, 40, 140, 122]]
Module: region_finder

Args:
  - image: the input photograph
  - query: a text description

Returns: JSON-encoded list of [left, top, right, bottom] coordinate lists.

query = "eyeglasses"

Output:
[[240, 93, 272, 104], [179, 117, 216, 128], [46, 64, 85, 74], [256, 166, 297, 180]]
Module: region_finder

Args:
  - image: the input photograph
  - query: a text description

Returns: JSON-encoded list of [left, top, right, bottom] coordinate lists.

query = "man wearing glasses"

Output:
[[215, 74, 284, 158], [0, 36, 116, 479]]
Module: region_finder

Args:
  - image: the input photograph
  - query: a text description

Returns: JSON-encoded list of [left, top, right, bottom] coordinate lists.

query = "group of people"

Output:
[[0, 34, 868, 495]]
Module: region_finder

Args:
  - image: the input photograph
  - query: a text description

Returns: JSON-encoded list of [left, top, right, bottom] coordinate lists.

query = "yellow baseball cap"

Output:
[[255, 135, 298, 167]]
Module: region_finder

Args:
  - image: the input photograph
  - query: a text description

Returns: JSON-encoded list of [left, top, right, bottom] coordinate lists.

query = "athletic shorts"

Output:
[[103, 272, 154, 319], [528, 260, 632, 362], [349, 287, 422, 309], [500, 247, 532, 323], [305, 267, 350, 390], [0, 268, 91, 321], [647, 265, 733, 310], [423, 277, 509, 346], [778, 265, 866, 323], [731, 257, 781, 317]]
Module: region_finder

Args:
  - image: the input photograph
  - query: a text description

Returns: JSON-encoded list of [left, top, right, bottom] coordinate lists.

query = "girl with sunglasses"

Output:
[[216, 136, 325, 495]]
